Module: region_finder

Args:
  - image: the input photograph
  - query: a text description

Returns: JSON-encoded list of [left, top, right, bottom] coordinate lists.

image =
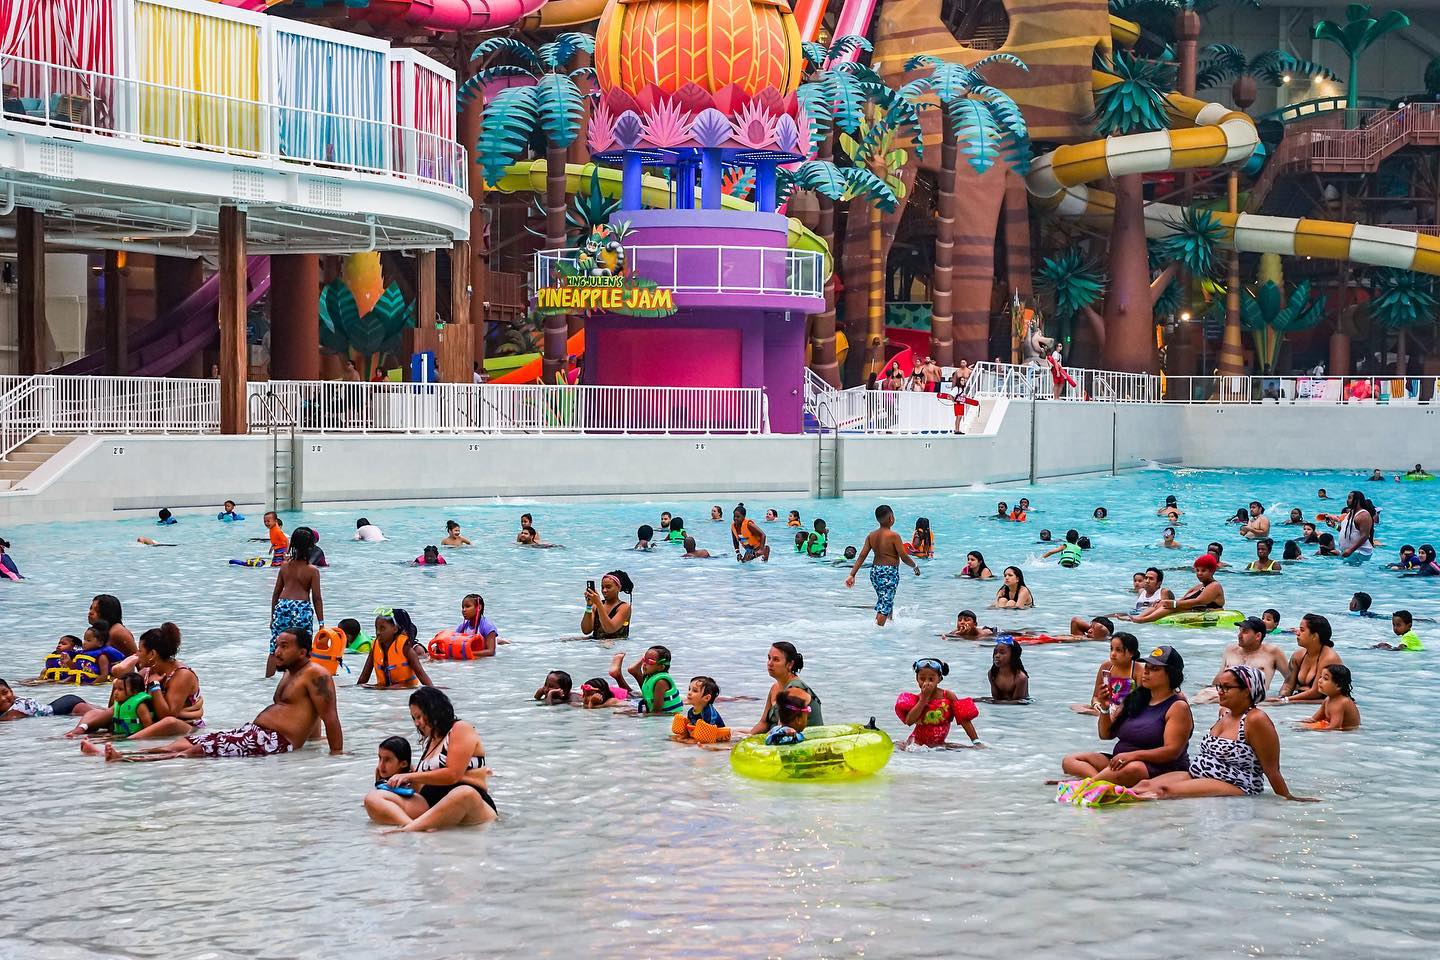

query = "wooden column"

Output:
[[104, 252, 128, 375], [449, 238, 470, 329], [218, 207, 248, 434], [16, 208, 45, 375], [459, 90, 487, 367], [416, 249, 436, 332], [269, 254, 320, 381], [1217, 171, 1246, 377]]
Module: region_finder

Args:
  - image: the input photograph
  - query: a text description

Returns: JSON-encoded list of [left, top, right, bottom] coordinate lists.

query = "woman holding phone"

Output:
[[581, 570, 633, 640]]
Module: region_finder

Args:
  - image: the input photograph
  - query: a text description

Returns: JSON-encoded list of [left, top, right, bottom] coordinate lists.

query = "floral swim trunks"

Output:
[[270, 598, 314, 653], [185, 723, 294, 758], [870, 563, 901, 617]]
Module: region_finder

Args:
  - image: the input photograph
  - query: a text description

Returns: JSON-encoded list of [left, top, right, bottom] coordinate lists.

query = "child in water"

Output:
[[414, 545, 446, 566], [269, 526, 322, 678], [787, 511, 802, 527], [533, 670, 573, 704], [765, 690, 812, 745], [580, 676, 627, 708], [374, 735, 414, 795], [943, 610, 993, 640], [73, 624, 125, 684], [33, 635, 81, 683], [441, 520, 471, 547], [670, 676, 731, 744], [356, 608, 432, 688], [906, 517, 934, 559], [1262, 608, 1295, 635], [635, 525, 655, 550], [455, 593, 504, 654], [1349, 592, 1384, 619], [895, 658, 982, 748], [65, 672, 156, 739], [338, 617, 371, 654], [1373, 610, 1423, 650], [157, 508, 177, 526], [793, 530, 809, 553], [1299, 664, 1361, 730], [609, 647, 681, 714]]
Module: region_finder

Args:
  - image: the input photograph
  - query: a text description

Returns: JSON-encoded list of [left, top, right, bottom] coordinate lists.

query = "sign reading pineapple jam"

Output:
[[535, 224, 676, 317]]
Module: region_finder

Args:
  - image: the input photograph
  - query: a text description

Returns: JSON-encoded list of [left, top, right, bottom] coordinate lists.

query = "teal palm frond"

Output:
[[1240, 280, 1328, 333], [1157, 208, 1226, 278], [1368, 267, 1438, 328], [1091, 51, 1175, 136], [1036, 248, 1106, 319]]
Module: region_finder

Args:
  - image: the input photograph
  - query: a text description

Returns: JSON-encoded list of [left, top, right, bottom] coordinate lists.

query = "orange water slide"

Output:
[[487, 331, 586, 384]]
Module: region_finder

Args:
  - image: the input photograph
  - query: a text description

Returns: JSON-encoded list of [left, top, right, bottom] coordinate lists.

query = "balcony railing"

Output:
[[533, 245, 825, 300], [0, 55, 466, 193]]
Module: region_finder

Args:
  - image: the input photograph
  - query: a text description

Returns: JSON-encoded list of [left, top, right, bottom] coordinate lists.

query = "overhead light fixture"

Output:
[[1179, 310, 1192, 321], [1281, 74, 1292, 84]]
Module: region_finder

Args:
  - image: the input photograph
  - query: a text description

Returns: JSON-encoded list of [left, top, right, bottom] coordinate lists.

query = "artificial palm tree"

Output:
[[462, 33, 595, 381], [1239, 280, 1327, 373], [837, 85, 924, 378], [796, 36, 881, 386], [1035, 248, 1106, 350], [1090, 50, 1175, 371], [1195, 44, 1336, 109], [1367, 267, 1438, 375], [900, 54, 1030, 367], [1314, 4, 1411, 114]]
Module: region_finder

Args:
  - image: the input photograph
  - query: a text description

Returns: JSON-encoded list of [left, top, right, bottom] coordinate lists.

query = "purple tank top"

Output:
[[1113, 694, 1188, 766]]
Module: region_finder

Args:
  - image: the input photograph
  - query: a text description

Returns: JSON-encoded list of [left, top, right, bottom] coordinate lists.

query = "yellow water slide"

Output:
[[1028, 21, 1440, 275]]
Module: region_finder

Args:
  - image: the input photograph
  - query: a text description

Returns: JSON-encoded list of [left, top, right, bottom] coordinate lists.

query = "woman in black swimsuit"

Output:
[[363, 687, 496, 833], [582, 570, 633, 640]]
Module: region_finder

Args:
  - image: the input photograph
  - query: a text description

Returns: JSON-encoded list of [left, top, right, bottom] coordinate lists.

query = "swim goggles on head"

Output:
[[994, 636, 1017, 646], [912, 657, 949, 676], [373, 607, 396, 622]]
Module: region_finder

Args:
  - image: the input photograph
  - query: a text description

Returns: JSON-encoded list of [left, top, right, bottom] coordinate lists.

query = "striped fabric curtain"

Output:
[[414, 64, 455, 184], [1, 0, 115, 116], [133, 0, 260, 152], [274, 32, 383, 169]]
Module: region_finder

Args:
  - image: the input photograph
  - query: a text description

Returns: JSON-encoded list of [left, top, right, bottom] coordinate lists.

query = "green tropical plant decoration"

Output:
[[1156, 208, 1227, 279], [462, 32, 596, 382], [1195, 43, 1336, 109], [318, 279, 415, 380], [1239, 280, 1327, 373], [1035, 248, 1106, 346], [1368, 266, 1438, 373], [1091, 50, 1176, 136], [837, 83, 925, 378], [899, 54, 1030, 367], [1314, 4, 1411, 112]]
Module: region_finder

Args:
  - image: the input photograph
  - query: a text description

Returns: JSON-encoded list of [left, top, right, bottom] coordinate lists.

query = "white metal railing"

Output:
[[0, 375, 765, 435], [0, 55, 465, 193], [1160, 375, 1436, 404], [965, 361, 1162, 402], [810, 388, 963, 434], [533, 245, 825, 299], [0, 377, 56, 459]]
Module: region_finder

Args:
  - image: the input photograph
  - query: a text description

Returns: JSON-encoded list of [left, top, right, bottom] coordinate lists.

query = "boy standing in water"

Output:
[[845, 504, 920, 626]]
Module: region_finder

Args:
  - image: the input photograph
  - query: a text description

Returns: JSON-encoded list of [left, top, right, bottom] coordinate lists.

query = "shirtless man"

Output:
[[90, 629, 342, 761], [846, 504, 919, 626], [1126, 554, 1225, 623], [1111, 567, 1173, 619], [1064, 615, 1116, 642], [1239, 501, 1270, 539], [1194, 617, 1290, 703], [943, 609, 994, 640], [681, 536, 712, 559]]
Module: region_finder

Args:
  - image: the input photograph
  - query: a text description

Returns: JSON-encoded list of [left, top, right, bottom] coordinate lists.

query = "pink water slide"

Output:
[[215, 0, 547, 32]]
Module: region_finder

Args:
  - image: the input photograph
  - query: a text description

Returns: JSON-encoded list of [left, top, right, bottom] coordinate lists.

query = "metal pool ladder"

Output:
[[249, 390, 298, 512], [813, 395, 840, 499]]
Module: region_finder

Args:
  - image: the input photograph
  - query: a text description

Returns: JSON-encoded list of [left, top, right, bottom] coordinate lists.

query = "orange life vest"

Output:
[[374, 636, 418, 687], [428, 630, 483, 660], [312, 626, 347, 676], [732, 518, 762, 548]]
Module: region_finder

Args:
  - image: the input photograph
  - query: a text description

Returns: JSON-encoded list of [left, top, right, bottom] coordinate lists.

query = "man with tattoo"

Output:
[[86, 629, 342, 761]]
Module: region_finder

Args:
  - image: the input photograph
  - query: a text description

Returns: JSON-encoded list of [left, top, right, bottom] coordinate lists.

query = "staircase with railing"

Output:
[[1269, 105, 1440, 176]]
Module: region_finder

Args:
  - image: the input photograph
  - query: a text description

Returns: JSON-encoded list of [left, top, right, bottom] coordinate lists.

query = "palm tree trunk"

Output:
[[808, 134, 841, 387], [1101, 172, 1157, 371], [1218, 171, 1245, 376], [929, 124, 957, 366], [542, 146, 570, 383], [866, 201, 885, 377], [1396, 326, 1408, 376]]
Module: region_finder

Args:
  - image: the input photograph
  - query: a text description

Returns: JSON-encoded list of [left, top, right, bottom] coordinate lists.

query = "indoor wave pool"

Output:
[[3, 465, 1438, 959]]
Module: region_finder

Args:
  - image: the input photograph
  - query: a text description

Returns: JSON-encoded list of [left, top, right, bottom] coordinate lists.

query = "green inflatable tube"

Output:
[[730, 724, 894, 781], [1154, 609, 1245, 628], [1402, 473, 1435, 482]]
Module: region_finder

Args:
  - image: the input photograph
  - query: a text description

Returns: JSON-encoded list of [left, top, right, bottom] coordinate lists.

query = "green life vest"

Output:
[[113, 691, 153, 737], [1059, 542, 1083, 567], [666, 528, 686, 543], [806, 532, 828, 557], [640, 670, 682, 714]]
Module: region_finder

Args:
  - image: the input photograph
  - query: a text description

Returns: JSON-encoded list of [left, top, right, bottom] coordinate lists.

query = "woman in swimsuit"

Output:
[[749, 642, 823, 734], [987, 639, 1030, 701], [581, 570, 633, 640], [1062, 645, 1192, 787], [1276, 613, 1342, 704], [1135, 665, 1317, 801], [68, 622, 204, 740], [991, 566, 1033, 609], [364, 686, 497, 832], [959, 551, 994, 580], [1071, 632, 1140, 715]]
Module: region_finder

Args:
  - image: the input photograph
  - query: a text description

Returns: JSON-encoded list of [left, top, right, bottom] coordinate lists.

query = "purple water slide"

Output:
[[54, 257, 271, 377]]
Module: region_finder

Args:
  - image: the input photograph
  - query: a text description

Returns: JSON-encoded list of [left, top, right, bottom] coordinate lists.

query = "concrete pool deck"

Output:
[[1, 399, 1437, 524]]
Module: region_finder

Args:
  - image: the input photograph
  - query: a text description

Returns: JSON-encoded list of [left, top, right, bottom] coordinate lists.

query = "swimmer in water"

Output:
[[1125, 554, 1224, 623], [1194, 617, 1290, 703], [958, 550, 994, 580], [517, 525, 560, 548], [1284, 508, 1304, 525], [710, 506, 723, 522], [846, 504, 920, 626], [1207, 542, 1229, 568], [1282, 540, 1303, 561], [1038, 529, 1053, 543], [1156, 495, 1182, 517], [1093, 507, 1108, 520], [987, 640, 1030, 702], [441, 520, 471, 547], [1161, 527, 1182, 550], [829, 545, 860, 567], [897, 658, 983, 749], [1298, 665, 1360, 730], [1372, 610, 1423, 651], [1318, 488, 1329, 500], [1299, 523, 1319, 544], [1349, 592, 1383, 618], [942, 609, 994, 640], [681, 536, 712, 559], [657, 512, 671, 533], [1247, 538, 1281, 572], [1368, 469, 1385, 482], [1386, 545, 1420, 570], [1063, 616, 1116, 642], [991, 566, 1033, 610], [994, 501, 1010, 521], [635, 525, 655, 551], [533, 670, 574, 704], [1239, 502, 1270, 539]]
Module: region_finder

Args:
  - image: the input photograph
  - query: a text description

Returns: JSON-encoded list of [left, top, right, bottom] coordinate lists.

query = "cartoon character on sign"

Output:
[[575, 223, 627, 278]]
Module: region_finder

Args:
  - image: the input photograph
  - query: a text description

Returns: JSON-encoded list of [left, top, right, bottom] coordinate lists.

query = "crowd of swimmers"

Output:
[[3, 472, 1432, 829]]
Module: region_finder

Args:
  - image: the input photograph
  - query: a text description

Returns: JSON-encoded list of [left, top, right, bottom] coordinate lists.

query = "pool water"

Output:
[[4, 467, 1439, 959]]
